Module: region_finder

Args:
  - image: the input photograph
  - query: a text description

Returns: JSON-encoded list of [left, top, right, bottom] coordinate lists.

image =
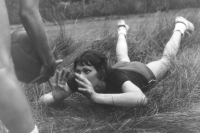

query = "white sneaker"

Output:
[[175, 16, 194, 35], [118, 20, 129, 37]]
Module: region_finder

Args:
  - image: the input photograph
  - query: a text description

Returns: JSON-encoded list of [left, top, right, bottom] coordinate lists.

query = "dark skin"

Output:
[[19, 0, 62, 84]]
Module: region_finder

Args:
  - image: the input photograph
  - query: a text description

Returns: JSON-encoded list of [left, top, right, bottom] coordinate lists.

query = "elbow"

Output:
[[125, 94, 148, 107], [19, 5, 35, 22], [38, 89, 70, 106], [19, 9, 29, 22], [139, 95, 148, 106], [130, 94, 147, 107], [19, 9, 30, 22]]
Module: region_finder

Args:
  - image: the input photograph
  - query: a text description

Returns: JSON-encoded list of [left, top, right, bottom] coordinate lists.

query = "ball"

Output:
[[11, 29, 43, 83]]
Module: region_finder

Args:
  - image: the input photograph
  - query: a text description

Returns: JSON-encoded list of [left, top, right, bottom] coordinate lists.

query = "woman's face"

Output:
[[75, 65, 99, 86], [75, 65, 105, 92]]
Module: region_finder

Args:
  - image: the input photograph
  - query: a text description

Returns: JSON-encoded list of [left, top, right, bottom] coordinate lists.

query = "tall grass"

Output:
[[15, 8, 200, 133], [6, 0, 200, 24]]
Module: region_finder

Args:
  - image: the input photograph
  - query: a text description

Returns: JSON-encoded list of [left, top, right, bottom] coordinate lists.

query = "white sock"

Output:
[[30, 125, 39, 133], [118, 26, 127, 37], [173, 23, 186, 36]]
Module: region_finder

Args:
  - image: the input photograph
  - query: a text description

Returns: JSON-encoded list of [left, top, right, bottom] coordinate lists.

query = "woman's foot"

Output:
[[118, 20, 129, 37], [174, 16, 194, 36]]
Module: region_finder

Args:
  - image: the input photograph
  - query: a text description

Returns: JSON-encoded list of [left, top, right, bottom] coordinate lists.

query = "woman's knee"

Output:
[[147, 59, 170, 79], [117, 55, 130, 62]]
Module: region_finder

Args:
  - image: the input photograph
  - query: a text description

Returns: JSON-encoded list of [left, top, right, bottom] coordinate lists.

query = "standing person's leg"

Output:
[[0, 1, 37, 133], [147, 16, 194, 79], [116, 20, 130, 62]]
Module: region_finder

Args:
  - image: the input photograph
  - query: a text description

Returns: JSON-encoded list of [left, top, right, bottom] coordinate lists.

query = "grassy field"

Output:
[[4, 8, 200, 133]]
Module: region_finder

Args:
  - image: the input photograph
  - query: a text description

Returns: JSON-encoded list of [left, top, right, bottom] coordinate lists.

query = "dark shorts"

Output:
[[112, 61, 156, 86]]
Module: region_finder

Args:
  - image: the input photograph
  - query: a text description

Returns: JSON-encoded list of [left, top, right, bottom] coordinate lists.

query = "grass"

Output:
[[36, 9, 200, 133], [2, 8, 200, 133]]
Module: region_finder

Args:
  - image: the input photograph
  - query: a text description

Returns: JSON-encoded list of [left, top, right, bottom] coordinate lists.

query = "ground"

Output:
[[5, 8, 200, 133]]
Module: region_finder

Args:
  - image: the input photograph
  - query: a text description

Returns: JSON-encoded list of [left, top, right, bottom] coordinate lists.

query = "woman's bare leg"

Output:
[[147, 16, 194, 79], [116, 20, 130, 62]]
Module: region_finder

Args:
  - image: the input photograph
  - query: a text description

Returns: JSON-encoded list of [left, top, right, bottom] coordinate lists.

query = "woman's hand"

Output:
[[38, 68, 72, 105], [75, 73, 98, 102], [52, 68, 71, 93]]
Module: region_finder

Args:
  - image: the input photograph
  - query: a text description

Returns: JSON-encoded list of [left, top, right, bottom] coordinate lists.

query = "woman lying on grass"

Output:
[[40, 16, 194, 107]]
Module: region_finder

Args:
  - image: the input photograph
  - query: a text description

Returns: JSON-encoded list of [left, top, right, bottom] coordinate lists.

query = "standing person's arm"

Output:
[[0, 1, 36, 133], [19, 0, 61, 84]]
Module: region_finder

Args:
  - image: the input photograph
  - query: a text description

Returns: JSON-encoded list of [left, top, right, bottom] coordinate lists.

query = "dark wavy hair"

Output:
[[73, 50, 110, 80]]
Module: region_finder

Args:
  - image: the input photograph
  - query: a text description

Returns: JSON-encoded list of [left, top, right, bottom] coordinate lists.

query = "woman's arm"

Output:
[[39, 82, 73, 105], [93, 81, 147, 107], [75, 74, 147, 107]]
